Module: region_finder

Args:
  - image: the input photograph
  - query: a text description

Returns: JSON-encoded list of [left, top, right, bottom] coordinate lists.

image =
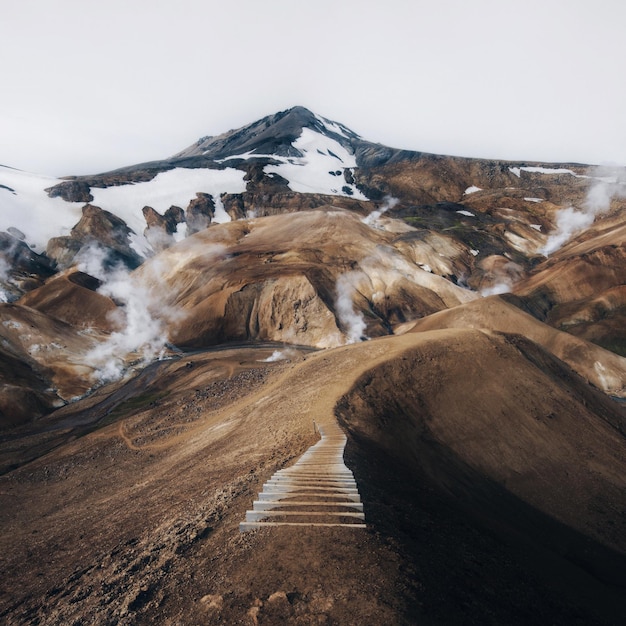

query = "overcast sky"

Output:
[[2, 0, 625, 176]]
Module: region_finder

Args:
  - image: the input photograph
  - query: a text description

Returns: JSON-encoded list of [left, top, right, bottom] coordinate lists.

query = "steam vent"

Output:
[[240, 422, 366, 530]]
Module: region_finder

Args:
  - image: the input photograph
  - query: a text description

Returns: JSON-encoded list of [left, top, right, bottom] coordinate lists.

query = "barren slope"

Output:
[[1, 331, 624, 625], [408, 295, 626, 400]]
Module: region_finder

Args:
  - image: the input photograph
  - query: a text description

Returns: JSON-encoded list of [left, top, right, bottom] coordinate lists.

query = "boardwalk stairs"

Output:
[[240, 422, 366, 531]]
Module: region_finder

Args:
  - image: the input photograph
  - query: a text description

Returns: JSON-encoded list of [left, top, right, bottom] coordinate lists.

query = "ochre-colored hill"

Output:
[[19, 271, 118, 332], [1, 331, 624, 624], [138, 208, 476, 348], [513, 219, 626, 355], [407, 295, 626, 400]]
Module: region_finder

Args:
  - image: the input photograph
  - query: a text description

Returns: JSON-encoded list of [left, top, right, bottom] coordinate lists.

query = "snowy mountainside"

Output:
[[1, 105, 626, 363], [174, 105, 361, 160], [0, 107, 368, 257]]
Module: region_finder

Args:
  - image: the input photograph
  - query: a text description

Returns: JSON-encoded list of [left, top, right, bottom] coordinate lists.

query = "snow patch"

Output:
[[456, 210, 475, 217], [0, 165, 83, 251], [524, 197, 544, 203], [0, 165, 247, 255], [90, 167, 246, 236], [315, 113, 358, 140], [530, 224, 542, 231], [265, 128, 367, 200], [464, 186, 482, 194], [520, 166, 577, 176]]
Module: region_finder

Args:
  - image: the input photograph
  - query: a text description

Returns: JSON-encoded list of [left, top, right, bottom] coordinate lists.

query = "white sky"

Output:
[[1, 0, 625, 176]]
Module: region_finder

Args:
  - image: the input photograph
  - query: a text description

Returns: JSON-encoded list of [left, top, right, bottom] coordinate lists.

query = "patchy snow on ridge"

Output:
[[314, 113, 358, 141], [524, 197, 544, 203], [0, 165, 248, 255], [510, 166, 579, 178], [90, 167, 247, 236], [464, 186, 482, 194], [457, 210, 475, 217], [265, 128, 367, 199], [0, 165, 83, 251]]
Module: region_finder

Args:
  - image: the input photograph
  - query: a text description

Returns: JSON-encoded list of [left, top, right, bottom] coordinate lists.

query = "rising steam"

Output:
[[334, 271, 367, 344], [0, 257, 10, 302], [77, 244, 179, 384], [361, 196, 400, 227], [540, 166, 626, 255]]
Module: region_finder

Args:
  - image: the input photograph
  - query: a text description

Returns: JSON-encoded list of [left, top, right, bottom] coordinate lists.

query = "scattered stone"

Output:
[[200, 593, 223, 611]]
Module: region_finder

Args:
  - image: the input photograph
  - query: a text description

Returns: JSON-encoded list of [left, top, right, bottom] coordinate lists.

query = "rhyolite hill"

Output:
[[0, 106, 625, 625]]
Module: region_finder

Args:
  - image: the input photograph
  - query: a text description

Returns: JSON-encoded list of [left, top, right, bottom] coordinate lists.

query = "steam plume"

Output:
[[260, 348, 298, 362], [362, 196, 399, 227], [77, 244, 179, 384], [540, 166, 626, 255], [334, 271, 367, 344], [0, 257, 10, 303]]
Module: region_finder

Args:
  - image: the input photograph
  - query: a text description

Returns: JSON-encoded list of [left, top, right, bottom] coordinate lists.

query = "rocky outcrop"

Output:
[[46, 204, 143, 270], [142, 205, 185, 252], [0, 232, 56, 300], [44, 179, 93, 203], [185, 193, 215, 235], [221, 192, 369, 218]]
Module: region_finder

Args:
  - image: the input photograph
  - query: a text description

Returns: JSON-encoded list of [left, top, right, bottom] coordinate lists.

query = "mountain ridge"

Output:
[[1, 106, 625, 624]]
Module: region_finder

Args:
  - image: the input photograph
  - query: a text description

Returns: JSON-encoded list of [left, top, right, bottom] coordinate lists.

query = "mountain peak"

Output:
[[174, 106, 361, 161]]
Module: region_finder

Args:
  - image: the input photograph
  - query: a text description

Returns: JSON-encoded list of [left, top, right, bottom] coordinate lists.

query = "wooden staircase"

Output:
[[240, 423, 366, 531]]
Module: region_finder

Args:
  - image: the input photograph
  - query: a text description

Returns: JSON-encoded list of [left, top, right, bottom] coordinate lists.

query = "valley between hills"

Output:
[[1, 107, 625, 624]]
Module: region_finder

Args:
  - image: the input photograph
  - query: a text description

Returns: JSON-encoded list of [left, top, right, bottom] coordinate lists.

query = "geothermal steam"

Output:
[[334, 271, 367, 344], [77, 245, 178, 384], [0, 257, 10, 302], [361, 196, 399, 227], [540, 166, 626, 255]]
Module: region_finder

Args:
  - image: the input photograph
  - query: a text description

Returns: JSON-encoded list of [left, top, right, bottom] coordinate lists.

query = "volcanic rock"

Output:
[[513, 217, 626, 355], [46, 204, 143, 270], [142, 205, 185, 252], [137, 209, 476, 348], [0, 231, 56, 299], [45, 179, 94, 203], [185, 193, 215, 235]]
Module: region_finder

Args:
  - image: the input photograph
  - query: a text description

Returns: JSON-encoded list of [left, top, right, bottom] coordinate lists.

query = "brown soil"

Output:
[[1, 334, 625, 625]]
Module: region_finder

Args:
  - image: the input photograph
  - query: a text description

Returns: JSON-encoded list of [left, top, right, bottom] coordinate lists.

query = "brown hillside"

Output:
[[19, 271, 118, 332], [407, 295, 626, 400], [138, 209, 476, 348], [1, 331, 625, 624]]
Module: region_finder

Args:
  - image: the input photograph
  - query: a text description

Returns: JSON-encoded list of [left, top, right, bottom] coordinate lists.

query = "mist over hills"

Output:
[[1, 107, 625, 624]]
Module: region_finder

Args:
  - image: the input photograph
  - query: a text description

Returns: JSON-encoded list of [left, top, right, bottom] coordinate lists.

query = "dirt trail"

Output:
[[1, 334, 625, 625]]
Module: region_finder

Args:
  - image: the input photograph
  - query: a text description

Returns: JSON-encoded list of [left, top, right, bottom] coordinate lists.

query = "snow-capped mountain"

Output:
[[3, 105, 620, 263], [2, 107, 626, 626], [0, 108, 370, 258], [1, 105, 625, 417]]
